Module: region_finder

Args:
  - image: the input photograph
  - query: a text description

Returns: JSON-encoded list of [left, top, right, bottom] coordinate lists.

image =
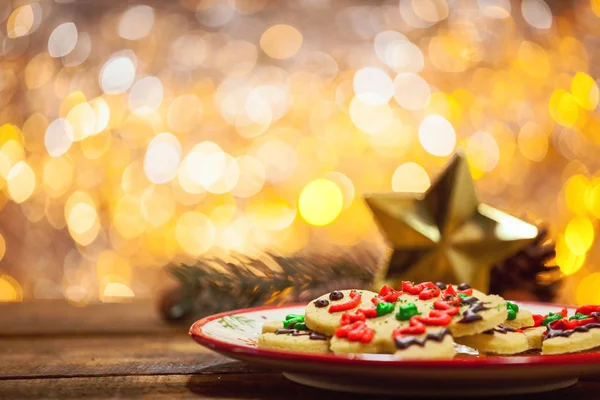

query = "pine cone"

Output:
[[489, 227, 562, 302]]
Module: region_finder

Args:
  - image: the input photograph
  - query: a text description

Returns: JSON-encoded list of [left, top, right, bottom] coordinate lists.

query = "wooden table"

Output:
[[0, 301, 598, 399]]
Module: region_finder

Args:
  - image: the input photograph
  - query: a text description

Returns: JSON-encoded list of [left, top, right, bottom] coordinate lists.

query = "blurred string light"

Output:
[[0, 0, 599, 304]]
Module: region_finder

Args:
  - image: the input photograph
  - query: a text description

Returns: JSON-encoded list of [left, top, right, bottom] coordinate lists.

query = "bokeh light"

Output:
[[299, 179, 344, 226], [119, 6, 155, 40], [1, 1, 599, 305], [100, 56, 136, 94], [418, 115, 456, 156], [48, 23, 78, 58], [260, 24, 303, 60], [392, 162, 431, 193]]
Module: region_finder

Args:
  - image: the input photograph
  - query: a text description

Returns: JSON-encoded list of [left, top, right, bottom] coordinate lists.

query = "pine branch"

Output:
[[159, 244, 379, 323]]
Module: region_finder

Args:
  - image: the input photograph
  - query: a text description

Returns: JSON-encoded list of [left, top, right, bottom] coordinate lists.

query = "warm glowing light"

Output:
[[517, 41, 549, 79], [326, 172, 355, 209], [66, 102, 96, 141], [477, 0, 511, 19], [48, 23, 78, 58], [167, 94, 203, 134], [577, 273, 600, 305], [141, 185, 176, 227], [128, 76, 164, 115], [7, 161, 36, 203], [206, 154, 239, 194], [102, 282, 135, 301], [353, 67, 393, 105], [96, 250, 131, 284], [176, 211, 215, 256], [565, 174, 589, 216], [100, 56, 136, 94], [418, 115, 456, 156], [392, 162, 431, 193], [565, 216, 594, 255], [298, 179, 344, 226], [183, 141, 226, 189], [393, 73, 431, 111], [7, 4, 41, 38], [521, 0, 552, 30], [25, 52, 55, 90], [260, 24, 303, 59], [556, 236, 585, 276], [518, 122, 548, 162], [0, 234, 5, 262], [119, 5, 155, 40], [45, 119, 73, 157], [571, 72, 599, 111], [374, 31, 424, 73], [349, 96, 393, 135], [169, 35, 208, 71], [43, 156, 74, 198], [466, 131, 500, 173], [0, 275, 22, 302], [247, 189, 296, 231], [113, 195, 146, 239], [428, 35, 470, 73], [231, 155, 266, 198], [65, 191, 100, 245], [254, 139, 297, 183], [63, 32, 91, 67], [144, 133, 182, 184], [196, 0, 235, 27]]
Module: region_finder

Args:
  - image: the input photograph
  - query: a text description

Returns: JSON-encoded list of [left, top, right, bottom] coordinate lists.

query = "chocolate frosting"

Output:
[[545, 312, 600, 339], [274, 328, 327, 340], [459, 301, 488, 323], [460, 295, 479, 306], [457, 283, 471, 290], [395, 328, 451, 350], [329, 291, 344, 301], [314, 299, 329, 308], [483, 325, 516, 335]]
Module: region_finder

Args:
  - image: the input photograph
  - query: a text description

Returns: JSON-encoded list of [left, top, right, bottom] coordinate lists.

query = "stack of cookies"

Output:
[[257, 281, 600, 358]]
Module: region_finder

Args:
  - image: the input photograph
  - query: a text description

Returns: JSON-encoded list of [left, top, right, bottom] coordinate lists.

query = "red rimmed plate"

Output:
[[190, 301, 600, 396]]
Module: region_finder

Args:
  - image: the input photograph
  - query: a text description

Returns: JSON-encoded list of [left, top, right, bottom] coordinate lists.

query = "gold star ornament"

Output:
[[365, 153, 539, 292]]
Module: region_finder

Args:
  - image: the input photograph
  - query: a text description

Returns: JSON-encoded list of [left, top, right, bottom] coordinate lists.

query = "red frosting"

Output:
[[328, 290, 361, 313], [335, 321, 374, 343]]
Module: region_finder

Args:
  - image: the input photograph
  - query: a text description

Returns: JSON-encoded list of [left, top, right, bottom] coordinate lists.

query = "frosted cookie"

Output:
[[448, 289, 508, 338], [329, 290, 403, 354], [542, 306, 600, 355], [305, 289, 378, 336], [258, 330, 330, 353], [261, 320, 284, 333], [523, 326, 546, 350], [502, 301, 534, 329], [400, 282, 507, 338], [518, 310, 562, 351], [330, 309, 400, 354], [393, 327, 455, 360], [258, 314, 330, 353], [454, 325, 529, 355]]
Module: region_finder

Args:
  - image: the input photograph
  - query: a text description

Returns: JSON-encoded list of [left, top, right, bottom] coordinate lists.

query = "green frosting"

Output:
[[542, 312, 564, 326], [458, 293, 468, 299], [506, 301, 519, 321], [569, 312, 590, 321], [376, 301, 395, 317], [283, 314, 307, 330], [396, 303, 420, 321]]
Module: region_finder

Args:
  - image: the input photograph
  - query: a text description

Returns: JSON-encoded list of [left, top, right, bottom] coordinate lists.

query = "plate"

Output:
[[189, 301, 600, 396]]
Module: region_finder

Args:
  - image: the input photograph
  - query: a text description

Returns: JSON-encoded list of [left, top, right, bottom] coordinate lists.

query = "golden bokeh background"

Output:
[[0, 0, 598, 305]]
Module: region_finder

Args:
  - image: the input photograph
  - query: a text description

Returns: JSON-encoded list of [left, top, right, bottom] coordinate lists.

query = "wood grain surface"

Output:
[[1, 301, 599, 400]]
